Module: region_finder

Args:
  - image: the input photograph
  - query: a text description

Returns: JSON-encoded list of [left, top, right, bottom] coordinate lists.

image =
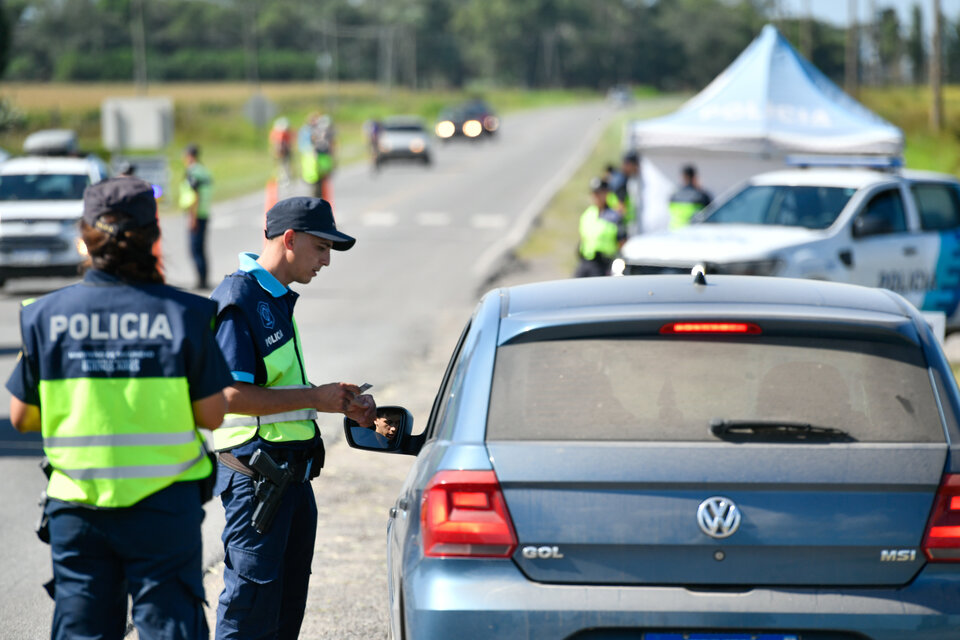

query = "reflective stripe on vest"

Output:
[[219, 403, 317, 429], [579, 206, 620, 260], [213, 324, 317, 451], [40, 376, 210, 507], [57, 453, 205, 480]]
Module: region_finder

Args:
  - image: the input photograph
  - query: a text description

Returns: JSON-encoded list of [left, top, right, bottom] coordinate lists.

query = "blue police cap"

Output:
[[264, 196, 356, 251], [82, 177, 158, 233]]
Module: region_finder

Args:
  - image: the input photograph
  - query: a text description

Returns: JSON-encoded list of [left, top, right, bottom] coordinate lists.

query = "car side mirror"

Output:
[[343, 406, 424, 456], [852, 211, 890, 238]]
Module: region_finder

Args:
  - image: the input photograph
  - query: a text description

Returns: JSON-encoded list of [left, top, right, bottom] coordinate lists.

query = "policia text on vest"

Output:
[[6, 175, 233, 640]]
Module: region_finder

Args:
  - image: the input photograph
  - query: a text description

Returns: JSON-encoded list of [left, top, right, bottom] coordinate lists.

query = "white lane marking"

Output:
[[471, 214, 508, 229], [363, 211, 398, 227], [417, 212, 450, 226]]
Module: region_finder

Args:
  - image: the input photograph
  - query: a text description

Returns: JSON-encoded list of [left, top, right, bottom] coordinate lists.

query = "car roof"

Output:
[[0, 155, 100, 175], [383, 115, 425, 127], [498, 275, 914, 328], [748, 167, 959, 190]]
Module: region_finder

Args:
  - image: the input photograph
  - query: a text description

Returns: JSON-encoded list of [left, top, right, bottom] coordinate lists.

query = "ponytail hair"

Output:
[[80, 213, 163, 284]]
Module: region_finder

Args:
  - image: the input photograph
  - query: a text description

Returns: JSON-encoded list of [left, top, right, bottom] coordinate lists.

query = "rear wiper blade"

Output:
[[709, 419, 855, 442]]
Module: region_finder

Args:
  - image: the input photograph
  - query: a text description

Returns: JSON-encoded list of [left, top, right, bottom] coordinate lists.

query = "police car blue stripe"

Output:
[[922, 230, 960, 317], [44, 431, 198, 448], [58, 454, 205, 480]]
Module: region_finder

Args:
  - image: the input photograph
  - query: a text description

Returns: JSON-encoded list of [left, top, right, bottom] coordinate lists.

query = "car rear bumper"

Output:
[[404, 560, 960, 640], [378, 150, 429, 161]]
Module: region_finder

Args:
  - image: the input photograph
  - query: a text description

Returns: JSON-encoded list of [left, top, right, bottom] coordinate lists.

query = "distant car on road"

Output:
[[621, 162, 960, 332], [0, 130, 110, 287], [435, 99, 499, 141], [346, 273, 960, 640], [375, 116, 432, 169]]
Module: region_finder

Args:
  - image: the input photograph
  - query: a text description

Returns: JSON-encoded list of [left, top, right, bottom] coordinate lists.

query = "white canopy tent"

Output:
[[628, 24, 904, 232]]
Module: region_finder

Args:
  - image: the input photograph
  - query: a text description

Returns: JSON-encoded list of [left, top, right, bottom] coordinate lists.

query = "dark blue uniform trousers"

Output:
[[47, 483, 207, 640], [215, 466, 317, 640]]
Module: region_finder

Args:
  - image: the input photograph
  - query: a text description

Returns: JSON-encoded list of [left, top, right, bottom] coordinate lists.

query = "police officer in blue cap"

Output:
[[7, 177, 233, 639], [209, 196, 377, 639]]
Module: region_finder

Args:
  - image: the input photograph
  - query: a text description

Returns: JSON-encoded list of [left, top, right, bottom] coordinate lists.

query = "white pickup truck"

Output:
[[619, 165, 960, 331], [0, 130, 109, 287]]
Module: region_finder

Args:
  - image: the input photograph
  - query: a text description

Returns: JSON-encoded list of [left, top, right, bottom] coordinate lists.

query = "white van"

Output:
[[619, 165, 960, 331]]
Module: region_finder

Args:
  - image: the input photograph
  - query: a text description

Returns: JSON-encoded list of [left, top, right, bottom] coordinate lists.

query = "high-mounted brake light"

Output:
[[923, 474, 960, 562], [660, 322, 762, 335], [421, 470, 517, 558]]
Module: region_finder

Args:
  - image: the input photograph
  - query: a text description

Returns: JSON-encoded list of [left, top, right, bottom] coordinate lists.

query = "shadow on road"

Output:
[[0, 418, 43, 457]]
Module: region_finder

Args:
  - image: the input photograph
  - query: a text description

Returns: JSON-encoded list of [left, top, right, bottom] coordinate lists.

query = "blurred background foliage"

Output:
[[0, 0, 894, 89]]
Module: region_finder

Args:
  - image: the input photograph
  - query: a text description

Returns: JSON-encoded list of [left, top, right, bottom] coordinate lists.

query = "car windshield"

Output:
[[702, 184, 856, 229], [487, 336, 942, 443], [0, 173, 90, 201]]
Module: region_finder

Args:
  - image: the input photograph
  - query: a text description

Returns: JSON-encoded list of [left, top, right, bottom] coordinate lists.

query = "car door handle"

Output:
[[838, 249, 853, 267], [903, 246, 917, 256]]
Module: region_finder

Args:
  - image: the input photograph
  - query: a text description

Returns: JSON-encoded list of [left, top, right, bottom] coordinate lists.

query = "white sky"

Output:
[[776, 0, 960, 30]]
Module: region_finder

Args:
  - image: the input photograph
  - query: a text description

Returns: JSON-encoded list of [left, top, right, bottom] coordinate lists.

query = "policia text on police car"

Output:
[[6, 177, 234, 640], [209, 196, 377, 640]]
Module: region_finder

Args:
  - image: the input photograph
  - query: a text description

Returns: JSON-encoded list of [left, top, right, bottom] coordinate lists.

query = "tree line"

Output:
[[1, 0, 960, 90]]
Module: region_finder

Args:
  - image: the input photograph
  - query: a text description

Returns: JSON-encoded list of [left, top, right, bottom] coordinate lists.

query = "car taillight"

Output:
[[421, 470, 517, 558], [660, 322, 762, 335], [922, 474, 960, 561]]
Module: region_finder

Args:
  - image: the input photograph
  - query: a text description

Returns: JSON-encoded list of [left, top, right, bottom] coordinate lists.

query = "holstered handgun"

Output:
[[36, 457, 52, 544], [248, 449, 293, 534]]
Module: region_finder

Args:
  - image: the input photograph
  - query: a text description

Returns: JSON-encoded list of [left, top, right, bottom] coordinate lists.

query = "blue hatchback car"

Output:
[[345, 274, 960, 640]]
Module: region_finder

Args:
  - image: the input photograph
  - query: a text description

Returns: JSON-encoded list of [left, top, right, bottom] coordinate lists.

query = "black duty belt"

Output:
[[219, 451, 313, 483]]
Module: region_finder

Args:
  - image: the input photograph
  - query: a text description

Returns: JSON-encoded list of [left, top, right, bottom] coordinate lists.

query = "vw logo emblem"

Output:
[[697, 496, 741, 539]]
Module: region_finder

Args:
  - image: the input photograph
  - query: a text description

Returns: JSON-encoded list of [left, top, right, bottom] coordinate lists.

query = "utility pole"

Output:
[[801, 0, 813, 59], [241, 0, 260, 88], [845, 0, 859, 96], [131, 0, 148, 95], [931, 0, 944, 132]]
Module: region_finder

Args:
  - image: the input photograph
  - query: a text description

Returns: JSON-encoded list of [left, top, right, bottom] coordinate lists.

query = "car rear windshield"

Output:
[[384, 124, 424, 132], [487, 337, 943, 443], [0, 174, 90, 201], [702, 185, 856, 229]]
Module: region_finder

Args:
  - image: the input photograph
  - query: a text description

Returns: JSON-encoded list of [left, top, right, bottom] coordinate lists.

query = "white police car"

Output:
[[0, 130, 110, 287], [620, 161, 960, 332]]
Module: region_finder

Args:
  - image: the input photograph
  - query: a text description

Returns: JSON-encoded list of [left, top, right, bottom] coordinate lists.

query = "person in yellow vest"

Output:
[[574, 177, 627, 278], [179, 143, 214, 289], [299, 113, 336, 201], [208, 196, 376, 639], [607, 151, 642, 233], [669, 164, 713, 229], [7, 178, 232, 639]]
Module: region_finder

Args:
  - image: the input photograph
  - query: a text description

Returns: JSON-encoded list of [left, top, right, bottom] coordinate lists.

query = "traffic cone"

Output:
[[265, 177, 279, 213], [321, 178, 333, 211]]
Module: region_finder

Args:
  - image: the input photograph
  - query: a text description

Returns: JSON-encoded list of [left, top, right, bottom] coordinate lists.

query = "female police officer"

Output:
[[6, 177, 233, 639]]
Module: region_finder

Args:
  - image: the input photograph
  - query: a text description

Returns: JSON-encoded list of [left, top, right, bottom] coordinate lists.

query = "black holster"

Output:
[[35, 457, 52, 545], [199, 449, 217, 504], [308, 439, 325, 480]]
